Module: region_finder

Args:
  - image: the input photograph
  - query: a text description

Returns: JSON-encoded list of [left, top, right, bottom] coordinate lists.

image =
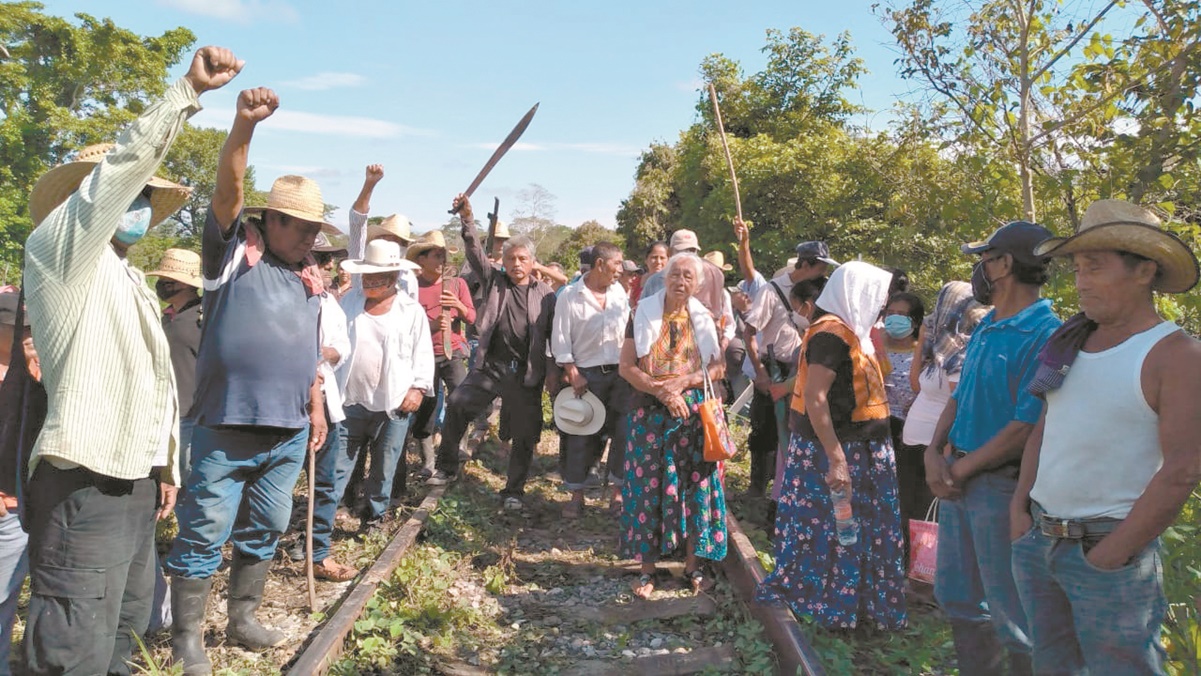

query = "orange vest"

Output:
[[790, 314, 890, 423]]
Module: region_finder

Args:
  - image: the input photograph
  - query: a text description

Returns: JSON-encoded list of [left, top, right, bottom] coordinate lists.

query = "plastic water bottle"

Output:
[[831, 487, 859, 546]]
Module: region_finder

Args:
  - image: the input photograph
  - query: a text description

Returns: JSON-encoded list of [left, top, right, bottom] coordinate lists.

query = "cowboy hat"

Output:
[[341, 240, 410, 274], [406, 229, 460, 261], [242, 175, 340, 237], [553, 389, 606, 437], [1034, 199, 1200, 293], [703, 251, 733, 271], [28, 144, 191, 228], [774, 257, 798, 279], [367, 214, 414, 244], [149, 248, 202, 288], [312, 232, 348, 255]]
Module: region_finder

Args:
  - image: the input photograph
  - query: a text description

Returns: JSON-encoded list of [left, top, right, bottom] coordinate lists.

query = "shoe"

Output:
[[426, 470, 457, 486], [584, 469, 602, 488], [170, 576, 213, 675], [285, 538, 306, 563], [414, 467, 433, 481], [503, 496, 523, 511], [313, 558, 358, 582], [225, 553, 286, 650]]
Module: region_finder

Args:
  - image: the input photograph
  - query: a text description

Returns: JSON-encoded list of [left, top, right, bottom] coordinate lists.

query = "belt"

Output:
[[1031, 502, 1122, 540], [580, 363, 619, 374]]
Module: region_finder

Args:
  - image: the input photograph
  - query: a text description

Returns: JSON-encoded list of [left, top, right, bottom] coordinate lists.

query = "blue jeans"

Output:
[[935, 470, 1032, 675], [0, 511, 28, 676], [310, 406, 411, 561], [165, 424, 308, 579], [177, 416, 195, 489], [1011, 522, 1166, 675]]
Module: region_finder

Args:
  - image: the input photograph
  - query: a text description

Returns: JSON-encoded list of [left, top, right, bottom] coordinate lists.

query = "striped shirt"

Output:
[[22, 78, 200, 485]]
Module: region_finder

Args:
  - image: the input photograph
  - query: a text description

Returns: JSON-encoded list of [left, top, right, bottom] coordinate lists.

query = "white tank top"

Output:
[[1030, 321, 1179, 519]]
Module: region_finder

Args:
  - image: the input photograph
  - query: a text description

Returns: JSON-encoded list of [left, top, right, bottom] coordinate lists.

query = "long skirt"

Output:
[[619, 389, 727, 563], [756, 432, 907, 630]]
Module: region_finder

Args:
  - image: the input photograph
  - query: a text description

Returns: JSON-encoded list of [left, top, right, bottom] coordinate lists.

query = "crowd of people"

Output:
[[0, 45, 1197, 676]]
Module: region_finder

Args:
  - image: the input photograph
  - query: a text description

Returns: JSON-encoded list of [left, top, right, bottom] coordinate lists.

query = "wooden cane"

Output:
[[306, 446, 317, 610], [708, 82, 743, 222]]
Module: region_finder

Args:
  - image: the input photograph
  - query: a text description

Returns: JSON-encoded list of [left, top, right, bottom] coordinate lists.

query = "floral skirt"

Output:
[[619, 389, 727, 563], [756, 432, 907, 630]]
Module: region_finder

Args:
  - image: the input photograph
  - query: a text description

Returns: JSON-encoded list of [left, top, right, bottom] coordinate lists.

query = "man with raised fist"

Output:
[[21, 46, 242, 676]]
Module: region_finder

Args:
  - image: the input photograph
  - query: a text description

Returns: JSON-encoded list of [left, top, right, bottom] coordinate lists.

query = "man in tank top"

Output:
[[1009, 199, 1201, 675]]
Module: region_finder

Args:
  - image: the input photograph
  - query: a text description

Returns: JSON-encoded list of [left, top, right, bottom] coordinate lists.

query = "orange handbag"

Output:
[[700, 370, 738, 462]]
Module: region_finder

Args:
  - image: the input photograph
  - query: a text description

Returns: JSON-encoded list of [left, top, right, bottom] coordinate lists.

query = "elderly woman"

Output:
[[619, 253, 727, 599], [757, 261, 907, 630]]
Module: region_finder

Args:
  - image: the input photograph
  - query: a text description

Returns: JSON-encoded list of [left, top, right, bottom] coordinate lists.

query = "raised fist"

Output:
[[236, 87, 279, 124], [365, 164, 384, 185], [452, 193, 473, 222], [184, 46, 244, 94]]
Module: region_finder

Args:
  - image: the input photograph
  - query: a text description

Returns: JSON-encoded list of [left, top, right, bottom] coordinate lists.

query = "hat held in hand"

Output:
[[553, 389, 606, 436]]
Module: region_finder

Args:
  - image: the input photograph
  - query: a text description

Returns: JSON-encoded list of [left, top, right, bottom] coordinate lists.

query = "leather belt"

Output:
[[581, 363, 619, 374], [1032, 502, 1121, 540]]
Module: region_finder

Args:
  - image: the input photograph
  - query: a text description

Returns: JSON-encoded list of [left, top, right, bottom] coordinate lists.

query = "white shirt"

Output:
[[745, 273, 802, 363], [319, 293, 350, 424], [337, 289, 435, 415], [551, 277, 630, 368], [902, 366, 957, 447]]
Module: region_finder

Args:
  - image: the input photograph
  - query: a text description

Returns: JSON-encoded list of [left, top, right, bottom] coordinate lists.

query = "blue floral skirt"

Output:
[[619, 389, 728, 563], [756, 432, 907, 630]]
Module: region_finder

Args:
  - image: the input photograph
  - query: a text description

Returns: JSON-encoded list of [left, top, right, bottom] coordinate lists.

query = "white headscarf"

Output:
[[814, 260, 892, 356]]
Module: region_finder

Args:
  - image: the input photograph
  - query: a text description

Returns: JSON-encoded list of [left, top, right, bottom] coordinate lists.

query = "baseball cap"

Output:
[[0, 293, 28, 328], [621, 260, 642, 274], [670, 229, 701, 253], [795, 241, 839, 266], [961, 221, 1054, 265]]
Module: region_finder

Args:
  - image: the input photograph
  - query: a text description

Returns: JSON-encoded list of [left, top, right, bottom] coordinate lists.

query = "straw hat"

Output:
[[774, 257, 798, 279], [406, 229, 460, 261], [703, 251, 733, 271], [149, 248, 202, 288], [312, 232, 348, 255], [492, 220, 512, 240], [341, 239, 409, 274], [243, 175, 340, 236], [367, 214, 414, 244], [29, 144, 191, 228], [553, 389, 606, 436], [1034, 199, 1200, 293]]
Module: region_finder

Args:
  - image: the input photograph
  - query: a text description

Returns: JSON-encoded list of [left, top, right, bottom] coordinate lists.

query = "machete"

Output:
[[449, 103, 539, 214]]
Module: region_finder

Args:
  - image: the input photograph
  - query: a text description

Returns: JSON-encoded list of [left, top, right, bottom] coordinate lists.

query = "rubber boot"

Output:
[[170, 576, 213, 675], [225, 553, 285, 650], [420, 436, 436, 473]]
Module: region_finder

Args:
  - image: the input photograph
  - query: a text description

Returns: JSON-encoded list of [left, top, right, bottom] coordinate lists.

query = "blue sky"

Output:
[[45, 0, 910, 234]]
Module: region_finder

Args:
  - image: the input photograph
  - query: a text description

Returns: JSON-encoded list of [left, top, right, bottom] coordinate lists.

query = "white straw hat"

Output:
[[703, 251, 733, 271], [29, 143, 191, 228], [341, 240, 407, 274], [553, 389, 606, 436], [1035, 199, 1199, 293]]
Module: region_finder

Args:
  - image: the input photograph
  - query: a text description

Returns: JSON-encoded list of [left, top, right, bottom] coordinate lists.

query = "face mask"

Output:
[[791, 312, 807, 327], [115, 194, 153, 245], [884, 315, 913, 339], [970, 259, 993, 304]]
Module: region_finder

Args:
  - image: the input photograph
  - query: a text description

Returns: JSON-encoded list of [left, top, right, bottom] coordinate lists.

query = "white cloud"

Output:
[[281, 72, 367, 91], [187, 106, 434, 139], [464, 141, 639, 157], [155, 0, 298, 23], [675, 78, 704, 93]]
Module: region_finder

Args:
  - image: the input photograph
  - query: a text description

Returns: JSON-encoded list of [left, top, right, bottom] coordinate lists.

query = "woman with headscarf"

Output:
[[619, 253, 727, 599], [757, 261, 906, 629]]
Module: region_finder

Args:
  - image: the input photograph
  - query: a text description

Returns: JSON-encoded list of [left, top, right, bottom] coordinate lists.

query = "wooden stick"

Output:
[[306, 447, 317, 610], [708, 82, 743, 222]]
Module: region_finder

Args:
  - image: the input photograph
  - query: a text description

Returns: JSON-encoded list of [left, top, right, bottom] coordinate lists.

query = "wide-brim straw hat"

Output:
[[29, 144, 191, 228], [367, 213, 414, 244], [149, 248, 202, 288], [243, 175, 340, 237], [703, 250, 733, 271], [341, 239, 410, 274], [492, 220, 512, 240], [553, 389, 606, 437], [1034, 199, 1200, 293], [406, 229, 460, 261]]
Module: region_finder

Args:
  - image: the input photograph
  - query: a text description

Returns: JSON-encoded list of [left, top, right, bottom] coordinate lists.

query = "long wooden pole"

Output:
[[708, 83, 743, 222], [306, 448, 317, 610]]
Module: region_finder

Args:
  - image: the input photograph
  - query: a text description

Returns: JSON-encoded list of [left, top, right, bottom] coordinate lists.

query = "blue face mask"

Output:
[[115, 194, 153, 245], [884, 314, 914, 339]]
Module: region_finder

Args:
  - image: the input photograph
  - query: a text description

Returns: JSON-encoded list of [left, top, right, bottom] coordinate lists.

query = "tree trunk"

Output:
[[1018, 0, 1037, 222]]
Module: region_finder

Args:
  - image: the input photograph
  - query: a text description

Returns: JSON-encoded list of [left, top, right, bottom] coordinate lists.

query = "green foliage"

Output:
[[1163, 491, 1201, 675], [0, 1, 195, 283]]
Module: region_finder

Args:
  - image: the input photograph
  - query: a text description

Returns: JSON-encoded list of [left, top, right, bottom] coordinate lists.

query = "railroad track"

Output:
[[279, 455, 826, 676]]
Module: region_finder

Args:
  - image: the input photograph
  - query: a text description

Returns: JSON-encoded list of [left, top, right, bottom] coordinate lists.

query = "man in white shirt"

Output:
[[552, 242, 631, 517], [307, 239, 434, 581]]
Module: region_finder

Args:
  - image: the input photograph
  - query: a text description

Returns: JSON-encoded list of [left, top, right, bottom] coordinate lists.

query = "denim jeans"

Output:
[[177, 416, 195, 490], [165, 424, 308, 579], [0, 511, 28, 676], [1011, 523, 1166, 675], [935, 470, 1032, 675]]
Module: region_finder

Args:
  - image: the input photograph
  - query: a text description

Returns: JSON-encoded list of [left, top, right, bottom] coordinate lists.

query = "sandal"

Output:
[[686, 567, 715, 594], [313, 558, 358, 582], [632, 573, 654, 600]]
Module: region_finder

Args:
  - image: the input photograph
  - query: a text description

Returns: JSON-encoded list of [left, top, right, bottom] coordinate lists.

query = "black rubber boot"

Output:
[[225, 554, 285, 650], [170, 576, 213, 675]]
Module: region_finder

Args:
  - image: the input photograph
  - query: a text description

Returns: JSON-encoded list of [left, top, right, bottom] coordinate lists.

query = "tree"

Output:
[[158, 123, 267, 239], [0, 1, 195, 283]]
